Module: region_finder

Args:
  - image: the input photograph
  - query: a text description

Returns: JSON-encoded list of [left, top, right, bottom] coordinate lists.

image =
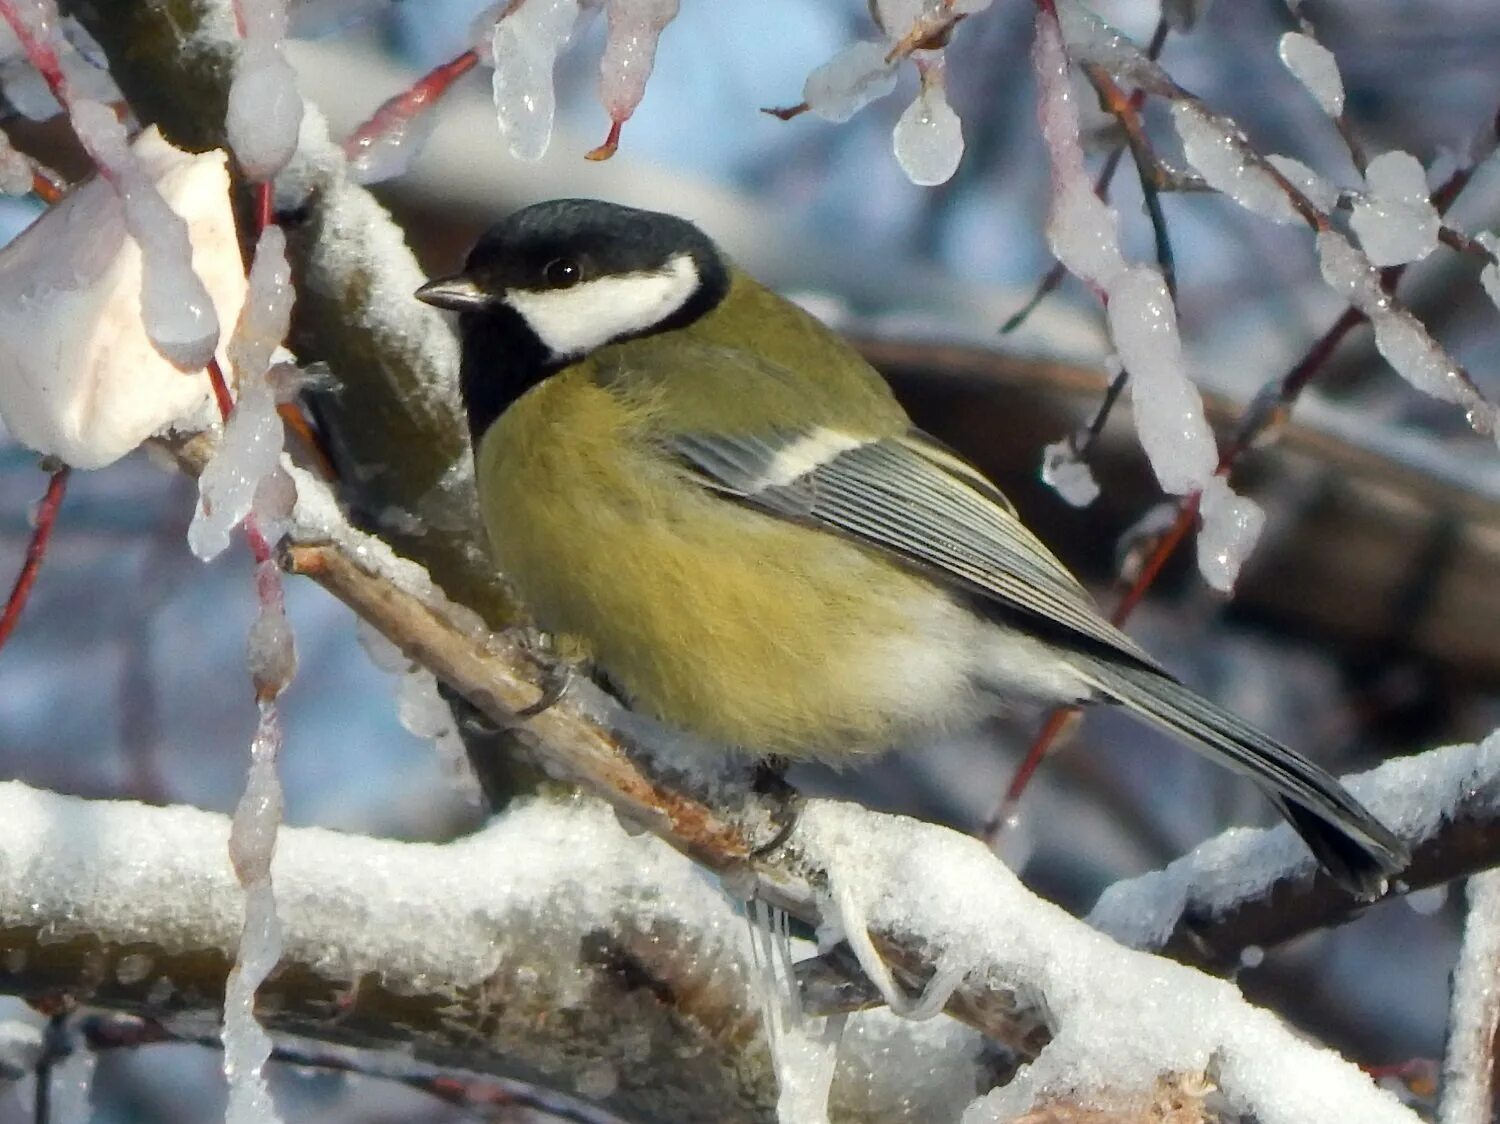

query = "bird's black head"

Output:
[[415, 199, 731, 441]]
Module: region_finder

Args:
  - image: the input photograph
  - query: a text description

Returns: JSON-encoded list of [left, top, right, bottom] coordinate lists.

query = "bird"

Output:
[[415, 197, 1408, 897]]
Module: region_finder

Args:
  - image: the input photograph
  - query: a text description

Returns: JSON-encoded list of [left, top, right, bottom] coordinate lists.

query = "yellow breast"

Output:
[[476, 371, 970, 758]]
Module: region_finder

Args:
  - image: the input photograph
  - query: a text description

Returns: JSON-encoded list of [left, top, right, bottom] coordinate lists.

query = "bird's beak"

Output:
[[415, 274, 490, 311]]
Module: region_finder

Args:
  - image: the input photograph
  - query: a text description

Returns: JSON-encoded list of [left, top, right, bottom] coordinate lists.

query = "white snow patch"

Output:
[[784, 802, 1418, 1124], [1440, 870, 1500, 1124], [1196, 475, 1265, 592], [1090, 733, 1499, 951], [0, 1019, 41, 1077], [0, 129, 244, 468], [1351, 150, 1440, 266], [1041, 439, 1100, 507], [1278, 31, 1344, 118], [1406, 884, 1448, 916]]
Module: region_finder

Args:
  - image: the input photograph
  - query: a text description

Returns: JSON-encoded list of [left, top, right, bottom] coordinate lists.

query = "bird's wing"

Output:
[[669, 425, 1162, 672]]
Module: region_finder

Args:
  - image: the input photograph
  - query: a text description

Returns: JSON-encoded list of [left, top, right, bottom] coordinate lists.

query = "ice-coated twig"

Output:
[[1316, 228, 1499, 437], [1439, 870, 1500, 1124], [490, 0, 582, 163], [588, 0, 680, 161], [226, 0, 302, 181], [0, 780, 982, 1123], [1276, 7, 1366, 172], [1089, 734, 1500, 973], [1001, 16, 1170, 339], [769, 0, 994, 185], [1033, 4, 1262, 590], [996, 10, 1500, 826], [195, 223, 297, 1123], [343, 49, 479, 185], [0, 1, 222, 371], [188, 227, 293, 562]]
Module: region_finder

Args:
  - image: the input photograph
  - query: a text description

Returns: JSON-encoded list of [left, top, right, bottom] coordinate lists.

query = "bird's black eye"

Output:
[[542, 258, 581, 289]]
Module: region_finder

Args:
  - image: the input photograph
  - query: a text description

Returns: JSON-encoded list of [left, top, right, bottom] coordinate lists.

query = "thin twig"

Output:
[[341, 48, 479, 162], [1002, 17, 1171, 336], [0, 465, 69, 654], [78, 1013, 629, 1124]]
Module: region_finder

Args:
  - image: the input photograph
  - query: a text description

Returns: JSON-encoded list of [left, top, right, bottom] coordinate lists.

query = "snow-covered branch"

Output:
[[1092, 734, 1500, 969], [1440, 870, 1500, 1124], [0, 771, 1432, 1123], [0, 780, 982, 1123]]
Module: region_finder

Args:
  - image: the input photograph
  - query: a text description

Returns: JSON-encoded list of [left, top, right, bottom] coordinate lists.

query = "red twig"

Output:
[[342, 49, 479, 162], [0, 3, 67, 104], [0, 466, 69, 653]]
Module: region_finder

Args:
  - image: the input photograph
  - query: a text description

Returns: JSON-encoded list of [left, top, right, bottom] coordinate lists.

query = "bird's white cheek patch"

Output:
[[503, 253, 700, 359]]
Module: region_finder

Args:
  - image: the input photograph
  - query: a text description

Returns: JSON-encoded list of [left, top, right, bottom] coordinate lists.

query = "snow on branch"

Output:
[[0, 781, 981, 1124], [1091, 734, 1500, 970], [1440, 871, 1500, 1124]]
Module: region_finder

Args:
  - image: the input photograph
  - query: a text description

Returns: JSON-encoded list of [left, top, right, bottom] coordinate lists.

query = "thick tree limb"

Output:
[[0, 781, 990, 1124], [0, 772, 1424, 1123]]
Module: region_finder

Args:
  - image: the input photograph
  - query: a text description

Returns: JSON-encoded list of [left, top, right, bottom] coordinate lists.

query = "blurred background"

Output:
[[4, 0, 1500, 1117]]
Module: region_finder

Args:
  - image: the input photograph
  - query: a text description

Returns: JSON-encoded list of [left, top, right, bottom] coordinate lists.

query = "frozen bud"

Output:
[[1196, 476, 1264, 592], [597, 0, 679, 130], [1265, 154, 1339, 213], [226, 40, 304, 182], [1041, 439, 1100, 507], [0, 128, 244, 468], [491, 0, 581, 162], [1278, 31, 1344, 118], [1172, 102, 1298, 224], [893, 57, 963, 186], [803, 41, 898, 123], [1350, 150, 1439, 267]]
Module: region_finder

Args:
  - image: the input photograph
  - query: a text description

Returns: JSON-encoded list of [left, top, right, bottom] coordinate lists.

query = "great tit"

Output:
[[415, 198, 1407, 896]]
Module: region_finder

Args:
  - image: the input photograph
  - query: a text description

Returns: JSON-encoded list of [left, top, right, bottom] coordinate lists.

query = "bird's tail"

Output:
[[1070, 658, 1409, 898]]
